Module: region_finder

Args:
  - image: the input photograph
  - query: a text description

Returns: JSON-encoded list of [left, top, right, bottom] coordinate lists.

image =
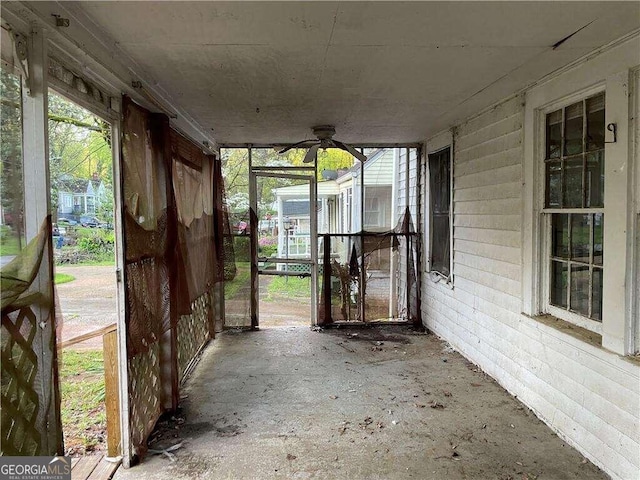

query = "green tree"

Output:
[[0, 69, 25, 250], [48, 91, 112, 218], [221, 147, 355, 219]]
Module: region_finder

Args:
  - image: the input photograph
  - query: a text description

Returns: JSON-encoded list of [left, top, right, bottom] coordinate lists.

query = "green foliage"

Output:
[[59, 349, 106, 454], [233, 236, 251, 262], [48, 91, 113, 218], [96, 187, 114, 222], [57, 228, 115, 265], [1, 69, 26, 247], [224, 262, 250, 300], [258, 235, 277, 257], [77, 230, 114, 255], [54, 273, 75, 284], [265, 275, 311, 300], [221, 147, 355, 216], [0, 226, 24, 256]]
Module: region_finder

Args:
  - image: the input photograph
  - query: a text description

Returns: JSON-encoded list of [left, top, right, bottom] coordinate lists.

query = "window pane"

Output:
[[546, 161, 561, 207], [429, 148, 451, 276], [570, 214, 590, 263], [570, 264, 590, 316], [586, 93, 605, 151], [550, 260, 568, 308], [551, 214, 569, 259], [431, 214, 450, 276], [564, 101, 583, 155], [593, 214, 603, 265], [430, 149, 450, 214], [546, 109, 562, 159], [586, 151, 604, 207], [0, 69, 25, 259], [563, 156, 584, 208], [592, 267, 603, 321]]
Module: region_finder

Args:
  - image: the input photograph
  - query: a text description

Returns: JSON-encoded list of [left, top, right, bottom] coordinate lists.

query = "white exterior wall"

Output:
[[396, 148, 419, 320], [422, 39, 640, 480]]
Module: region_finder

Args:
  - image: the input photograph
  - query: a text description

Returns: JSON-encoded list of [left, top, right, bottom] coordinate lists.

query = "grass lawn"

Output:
[[0, 234, 25, 256], [224, 263, 250, 300], [76, 257, 115, 267], [265, 275, 311, 301], [54, 273, 75, 284], [58, 349, 106, 455]]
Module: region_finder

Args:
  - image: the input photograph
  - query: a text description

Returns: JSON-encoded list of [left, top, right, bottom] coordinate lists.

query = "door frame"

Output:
[[249, 165, 318, 327], [47, 76, 130, 463]]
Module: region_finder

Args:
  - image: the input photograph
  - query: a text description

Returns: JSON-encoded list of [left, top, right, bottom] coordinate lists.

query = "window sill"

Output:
[[532, 314, 602, 348], [532, 314, 640, 367], [426, 270, 453, 289]]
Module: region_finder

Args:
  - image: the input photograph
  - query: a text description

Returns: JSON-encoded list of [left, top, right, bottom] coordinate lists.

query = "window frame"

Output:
[[425, 143, 453, 284], [1, 59, 27, 253], [538, 86, 606, 334], [363, 192, 381, 228]]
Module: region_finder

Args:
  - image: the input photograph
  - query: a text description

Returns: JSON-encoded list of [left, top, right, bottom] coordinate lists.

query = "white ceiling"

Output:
[[67, 1, 640, 144]]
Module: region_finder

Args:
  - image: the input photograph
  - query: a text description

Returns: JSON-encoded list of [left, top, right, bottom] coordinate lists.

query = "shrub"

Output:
[[258, 236, 277, 257]]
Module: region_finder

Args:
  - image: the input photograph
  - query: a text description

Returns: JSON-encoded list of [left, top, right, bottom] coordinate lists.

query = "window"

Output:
[[544, 92, 604, 325], [364, 195, 380, 227], [428, 147, 451, 277], [0, 67, 25, 255]]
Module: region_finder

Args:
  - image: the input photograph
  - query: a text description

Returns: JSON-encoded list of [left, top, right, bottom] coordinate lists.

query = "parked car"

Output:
[[57, 218, 78, 226], [79, 216, 103, 228]]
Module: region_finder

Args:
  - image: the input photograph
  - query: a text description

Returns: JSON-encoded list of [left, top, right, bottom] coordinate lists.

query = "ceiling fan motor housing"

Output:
[[312, 125, 336, 140]]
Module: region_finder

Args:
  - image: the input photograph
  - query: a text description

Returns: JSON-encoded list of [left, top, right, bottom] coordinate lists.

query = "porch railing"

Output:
[[57, 323, 120, 457]]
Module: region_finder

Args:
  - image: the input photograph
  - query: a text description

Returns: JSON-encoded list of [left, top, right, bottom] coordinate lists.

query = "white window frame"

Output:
[[522, 37, 639, 355], [424, 130, 454, 287], [538, 86, 606, 334], [363, 193, 381, 228]]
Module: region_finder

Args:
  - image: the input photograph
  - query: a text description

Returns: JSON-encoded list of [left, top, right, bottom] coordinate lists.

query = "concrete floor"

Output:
[[113, 326, 606, 480]]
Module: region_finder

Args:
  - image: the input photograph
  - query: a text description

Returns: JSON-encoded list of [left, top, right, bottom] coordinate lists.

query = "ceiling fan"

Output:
[[278, 125, 367, 163]]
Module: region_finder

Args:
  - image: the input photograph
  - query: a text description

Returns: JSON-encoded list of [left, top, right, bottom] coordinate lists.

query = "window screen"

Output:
[[429, 147, 451, 277]]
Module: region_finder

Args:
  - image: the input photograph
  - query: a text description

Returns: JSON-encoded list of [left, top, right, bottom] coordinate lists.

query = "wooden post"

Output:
[[322, 234, 332, 325], [103, 329, 121, 457]]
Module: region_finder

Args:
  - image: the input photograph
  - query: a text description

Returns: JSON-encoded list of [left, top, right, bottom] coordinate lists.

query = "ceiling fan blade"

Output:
[[333, 140, 367, 162], [303, 144, 321, 163], [278, 139, 315, 154]]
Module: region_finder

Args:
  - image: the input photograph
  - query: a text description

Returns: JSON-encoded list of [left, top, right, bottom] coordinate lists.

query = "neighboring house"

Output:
[[272, 182, 337, 260], [336, 148, 395, 233], [57, 175, 106, 217], [272, 148, 396, 260]]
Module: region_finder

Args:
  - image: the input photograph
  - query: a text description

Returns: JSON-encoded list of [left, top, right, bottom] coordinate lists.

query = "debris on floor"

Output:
[[112, 325, 607, 480]]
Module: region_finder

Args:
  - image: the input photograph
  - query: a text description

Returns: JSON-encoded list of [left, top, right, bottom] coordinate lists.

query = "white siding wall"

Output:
[[422, 94, 640, 480], [397, 148, 419, 320]]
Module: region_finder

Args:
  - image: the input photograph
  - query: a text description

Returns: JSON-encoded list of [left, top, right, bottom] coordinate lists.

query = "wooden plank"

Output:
[[454, 239, 521, 265], [453, 214, 521, 231], [58, 323, 116, 350], [103, 330, 121, 457], [454, 182, 521, 202], [71, 456, 100, 479], [455, 198, 521, 215], [71, 457, 80, 469], [456, 111, 523, 152], [87, 457, 121, 480], [454, 226, 521, 248], [454, 164, 521, 189], [458, 95, 522, 136]]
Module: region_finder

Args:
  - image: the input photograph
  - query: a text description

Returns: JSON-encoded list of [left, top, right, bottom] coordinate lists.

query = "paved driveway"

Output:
[[55, 265, 117, 350]]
